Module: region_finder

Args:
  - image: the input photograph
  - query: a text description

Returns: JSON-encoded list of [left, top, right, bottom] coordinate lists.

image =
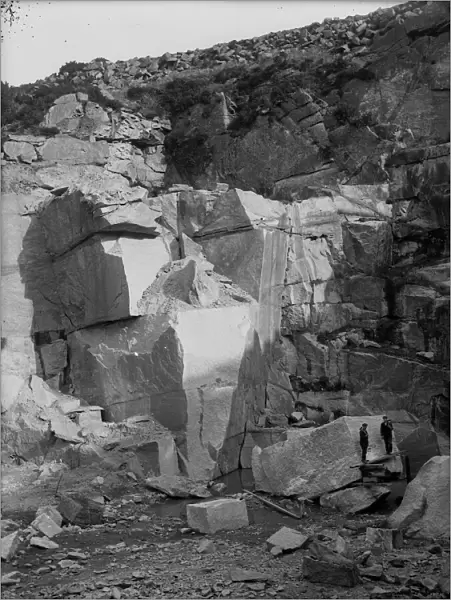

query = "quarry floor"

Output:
[[1, 465, 449, 600]]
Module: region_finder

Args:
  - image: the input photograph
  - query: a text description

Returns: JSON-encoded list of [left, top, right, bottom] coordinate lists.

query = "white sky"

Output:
[[2, 0, 401, 86]]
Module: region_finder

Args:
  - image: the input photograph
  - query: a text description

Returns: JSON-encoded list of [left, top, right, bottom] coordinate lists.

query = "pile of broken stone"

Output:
[[17, 2, 438, 92], [1, 503, 85, 585], [2, 456, 449, 595]]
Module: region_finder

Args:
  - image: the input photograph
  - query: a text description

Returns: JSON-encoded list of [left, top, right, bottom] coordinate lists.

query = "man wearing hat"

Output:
[[359, 422, 369, 463], [380, 415, 394, 454]]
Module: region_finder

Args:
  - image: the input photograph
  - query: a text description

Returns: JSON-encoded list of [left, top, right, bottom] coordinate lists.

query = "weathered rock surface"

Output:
[[35, 506, 63, 528], [30, 537, 59, 550], [387, 456, 450, 539], [1, 531, 22, 561], [37, 188, 160, 256], [303, 542, 360, 587], [252, 416, 402, 497], [320, 485, 391, 514], [266, 527, 309, 553], [366, 527, 403, 551], [397, 425, 442, 477], [53, 234, 171, 331], [144, 475, 211, 498], [30, 513, 62, 538]]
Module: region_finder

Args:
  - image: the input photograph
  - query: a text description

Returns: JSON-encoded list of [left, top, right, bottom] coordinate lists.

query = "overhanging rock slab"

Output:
[[37, 189, 160, 256], [53, 234, 171, 331]]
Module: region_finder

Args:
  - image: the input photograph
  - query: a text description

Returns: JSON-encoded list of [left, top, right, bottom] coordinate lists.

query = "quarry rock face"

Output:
[[1, 0, 449, 480]]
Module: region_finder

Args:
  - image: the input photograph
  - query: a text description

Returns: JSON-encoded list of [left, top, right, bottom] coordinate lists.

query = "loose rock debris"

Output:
[[1, 481, 450, 600]]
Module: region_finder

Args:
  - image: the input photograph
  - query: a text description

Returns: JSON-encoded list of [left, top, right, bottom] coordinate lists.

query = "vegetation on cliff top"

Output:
[[1, 77, 123, 135]]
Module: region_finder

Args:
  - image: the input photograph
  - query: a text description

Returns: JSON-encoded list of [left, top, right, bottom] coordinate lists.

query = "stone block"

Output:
[[35, 506, 63, 528], [366, 528, 403, 551], [187, 498, 249, 533], [335, 535, 353, 559], [57, 495, 83, 524], [1, 531, 22, 561], [31, 513, 62, 538], [303, 554, 359, 587], [266, 527, 309, 553], [30, 536, 59, 549]]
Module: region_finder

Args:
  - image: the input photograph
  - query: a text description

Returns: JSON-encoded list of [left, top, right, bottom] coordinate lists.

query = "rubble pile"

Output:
[[2, 484, 449, 598], [20, 3, 445, 90]]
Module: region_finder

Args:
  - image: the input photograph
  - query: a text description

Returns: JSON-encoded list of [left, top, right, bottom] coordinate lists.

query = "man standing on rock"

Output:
[[359, 423, 369, 463], [380, 415, 394, 455]]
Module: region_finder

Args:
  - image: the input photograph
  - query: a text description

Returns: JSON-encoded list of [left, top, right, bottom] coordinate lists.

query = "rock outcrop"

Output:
[[1, 0, 449, 479]]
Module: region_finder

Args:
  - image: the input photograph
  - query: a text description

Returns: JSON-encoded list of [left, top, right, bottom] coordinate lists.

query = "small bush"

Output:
[[158, 75, 212, 116], [165, 133, 213, 178], [83, 84, 123, 110], [333, 102, 356, 125], [38, 125, 60, 136], [58, 60, 87, 76]]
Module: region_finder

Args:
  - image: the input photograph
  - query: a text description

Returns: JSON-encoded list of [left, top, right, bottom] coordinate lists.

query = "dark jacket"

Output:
[[359, 427, 369, 447], [380, 420, 393, 439]]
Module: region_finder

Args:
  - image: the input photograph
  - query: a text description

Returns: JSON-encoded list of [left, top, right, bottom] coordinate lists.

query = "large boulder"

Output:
[[252, 416, 402, 497], [386, 455, 450, 539]]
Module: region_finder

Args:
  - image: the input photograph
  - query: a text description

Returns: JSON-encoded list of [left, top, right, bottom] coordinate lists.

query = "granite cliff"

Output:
[[1, 0, 449, 480]]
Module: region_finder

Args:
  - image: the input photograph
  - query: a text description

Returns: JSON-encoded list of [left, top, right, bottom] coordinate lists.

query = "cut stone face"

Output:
[[37, 189, 161, 256], [67, 300, 262, 479], [30, 513, 62, 538], [53, 234, 171, 331], [186, 498, 249, 533]]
